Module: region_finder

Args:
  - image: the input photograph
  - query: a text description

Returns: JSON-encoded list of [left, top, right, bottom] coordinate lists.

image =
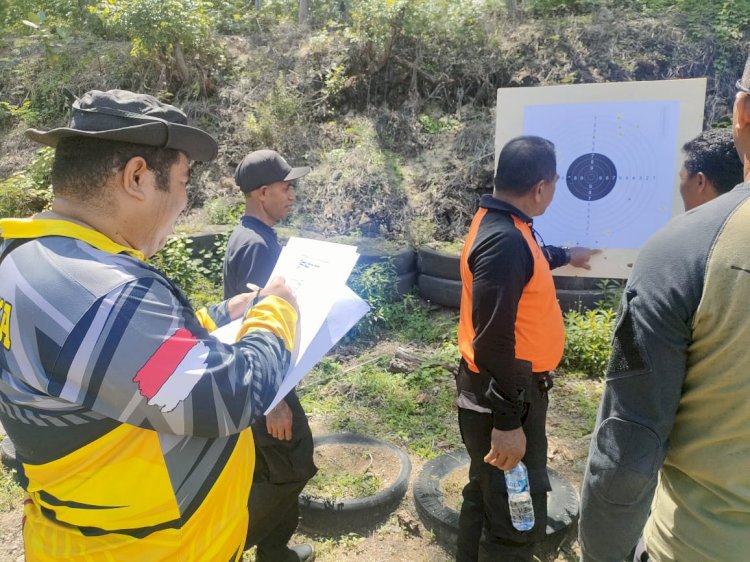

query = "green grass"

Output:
[[305, 466, 382, 501], [0, 462, 23, 512], [300, 343, 462, 459], [555, 371, 604, 437]]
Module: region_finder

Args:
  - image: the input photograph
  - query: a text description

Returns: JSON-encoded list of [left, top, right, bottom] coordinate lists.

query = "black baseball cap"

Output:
[[234, 149, 311, 194], [25, 89, 218, 162]]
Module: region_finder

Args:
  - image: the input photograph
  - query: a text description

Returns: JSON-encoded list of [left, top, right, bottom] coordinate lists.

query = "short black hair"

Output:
[[494, 135, 556, 194], [51, 137, 182, 200], [682, 128, 742, 195]]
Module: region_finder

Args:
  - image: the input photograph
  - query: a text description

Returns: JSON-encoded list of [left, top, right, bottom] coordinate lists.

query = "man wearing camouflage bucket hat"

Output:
[[0, 89, 298, 561]]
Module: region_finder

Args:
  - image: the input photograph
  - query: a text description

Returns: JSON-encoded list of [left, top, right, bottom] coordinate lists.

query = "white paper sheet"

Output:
[[264, 285, 369, 412], [268, 237, 360, 362], [210, 237, 368, 414]]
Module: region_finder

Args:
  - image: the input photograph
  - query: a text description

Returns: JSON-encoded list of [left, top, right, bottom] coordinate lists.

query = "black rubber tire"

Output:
[[413, 450, 579, 557], [393, 271, 417, 299], [298, 433, 412, 536], [416, 274, 606, 312], [356, 247, 417, 276], [0, 437, 18, 471], [417, 246, 461, 281], [417, 274, 462, 309]]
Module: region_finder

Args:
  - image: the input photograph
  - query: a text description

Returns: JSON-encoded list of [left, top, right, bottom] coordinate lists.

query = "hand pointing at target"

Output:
[[568, 247, 602, 270]]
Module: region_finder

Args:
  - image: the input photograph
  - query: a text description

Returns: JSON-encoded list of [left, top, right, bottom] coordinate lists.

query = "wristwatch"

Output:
[[561, 246, 571, 265]]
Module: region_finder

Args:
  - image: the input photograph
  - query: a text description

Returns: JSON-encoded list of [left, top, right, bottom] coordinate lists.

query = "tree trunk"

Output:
[[505, 0, 520, 20], [299, 0, 309, 24], [173, 42, 190, 83], [255, 0, 261, 10]]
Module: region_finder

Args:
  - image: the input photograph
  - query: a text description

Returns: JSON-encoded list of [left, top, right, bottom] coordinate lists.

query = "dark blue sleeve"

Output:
[[542, 245, 570, 269]]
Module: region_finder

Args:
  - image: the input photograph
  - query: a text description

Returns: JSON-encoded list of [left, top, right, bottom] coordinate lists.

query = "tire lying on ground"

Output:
[[555, 289, 605, 312], [298, 433, 412, 536], [356, 246, 418, 299], [413, 450, 579, 557], [417, 274, 462, 309], [356, 246, 417, 276], [417, 246, 461, 281]]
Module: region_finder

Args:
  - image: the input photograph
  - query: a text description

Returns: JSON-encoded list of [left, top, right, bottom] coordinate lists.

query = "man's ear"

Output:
[[120, 156, 150, 201], [735, 92, 750, 130], [532, 179, 545, 201], [695, 171, 708, 191]]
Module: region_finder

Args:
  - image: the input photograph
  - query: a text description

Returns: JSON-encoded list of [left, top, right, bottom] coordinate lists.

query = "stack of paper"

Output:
[[211, 237, 370, 413]]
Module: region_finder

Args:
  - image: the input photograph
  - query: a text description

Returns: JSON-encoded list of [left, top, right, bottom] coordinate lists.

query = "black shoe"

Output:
[[290, 543, 315, 562]]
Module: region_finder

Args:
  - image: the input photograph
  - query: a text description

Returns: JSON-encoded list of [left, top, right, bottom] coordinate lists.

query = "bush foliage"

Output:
[[2, 0, 749, 244], [561, 308, 616, 378], [0, 148, 54, 218]]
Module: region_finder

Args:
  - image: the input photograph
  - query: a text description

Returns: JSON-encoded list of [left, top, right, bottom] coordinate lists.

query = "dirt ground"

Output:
[[0, 375, 601, 562], [264, 374, 599, 562]]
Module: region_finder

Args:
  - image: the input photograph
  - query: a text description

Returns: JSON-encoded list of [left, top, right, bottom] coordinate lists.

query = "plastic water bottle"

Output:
[[504, 461, 535, 531]]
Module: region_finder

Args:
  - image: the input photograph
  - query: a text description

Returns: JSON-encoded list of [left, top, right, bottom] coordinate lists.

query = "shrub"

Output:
[[347, 261, 398, 340], [297, 117, 410, 238], [91, 0, 222, 87], [0, 148, 54, 218], [195, 232, 229, 286], [205, 197, 243, 225], [561, 308, 615, 378], [244, 74, 310, 153], [148, 234, 201, 293], [595, 278, 626, 311]]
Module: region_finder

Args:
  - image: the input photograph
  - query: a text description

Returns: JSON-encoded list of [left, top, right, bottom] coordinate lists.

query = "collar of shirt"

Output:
[[240, 215, 278, 239], [0, 218, 145, 260], [479, 193, 533, 225]]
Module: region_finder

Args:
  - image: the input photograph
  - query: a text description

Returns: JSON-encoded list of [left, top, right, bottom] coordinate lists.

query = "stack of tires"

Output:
[[416, 245, 607, 312], [552, 276, 606, 312], [416, 246, 462, 308], [356, 246, 418, 299]]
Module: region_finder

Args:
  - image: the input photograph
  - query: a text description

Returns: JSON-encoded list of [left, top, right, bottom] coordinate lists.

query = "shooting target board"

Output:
[[495, 79, 706, 279]]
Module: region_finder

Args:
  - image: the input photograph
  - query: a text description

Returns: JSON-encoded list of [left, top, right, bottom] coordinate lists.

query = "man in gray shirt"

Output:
[[579, 58, 750, 562]]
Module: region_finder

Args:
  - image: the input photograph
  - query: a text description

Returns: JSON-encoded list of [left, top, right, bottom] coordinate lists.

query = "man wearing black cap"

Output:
[[0, 90, 298, 561], [223, 149, 311, 297], [223, 149, 315, 562], [579, 55, 750, 561]]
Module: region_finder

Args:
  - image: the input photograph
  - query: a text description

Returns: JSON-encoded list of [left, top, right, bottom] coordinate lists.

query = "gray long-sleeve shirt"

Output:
[[579, 184, 750, 562]]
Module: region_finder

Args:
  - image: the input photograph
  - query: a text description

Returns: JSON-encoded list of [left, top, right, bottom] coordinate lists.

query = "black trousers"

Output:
[[245, 391, 317, 562], [456, 376, 551, 562]]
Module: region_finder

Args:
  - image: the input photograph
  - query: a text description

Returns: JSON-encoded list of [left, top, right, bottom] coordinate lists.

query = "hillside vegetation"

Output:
[[1, 0, 749, 243]]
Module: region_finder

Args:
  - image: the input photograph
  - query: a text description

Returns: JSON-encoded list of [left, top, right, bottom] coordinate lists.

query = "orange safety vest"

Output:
[[458, 209, 564, 374]]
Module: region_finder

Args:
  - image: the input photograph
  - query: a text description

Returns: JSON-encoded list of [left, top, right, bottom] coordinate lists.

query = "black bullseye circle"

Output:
[[566, 153, 617, 201]]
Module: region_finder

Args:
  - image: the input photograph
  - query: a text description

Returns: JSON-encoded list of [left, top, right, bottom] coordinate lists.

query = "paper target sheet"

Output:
[[524, 100, 679, 249], [495, 78, 706, 278]]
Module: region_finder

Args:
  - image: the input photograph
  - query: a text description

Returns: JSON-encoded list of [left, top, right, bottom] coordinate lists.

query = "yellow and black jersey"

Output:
[[0, 218, 297, 561]]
